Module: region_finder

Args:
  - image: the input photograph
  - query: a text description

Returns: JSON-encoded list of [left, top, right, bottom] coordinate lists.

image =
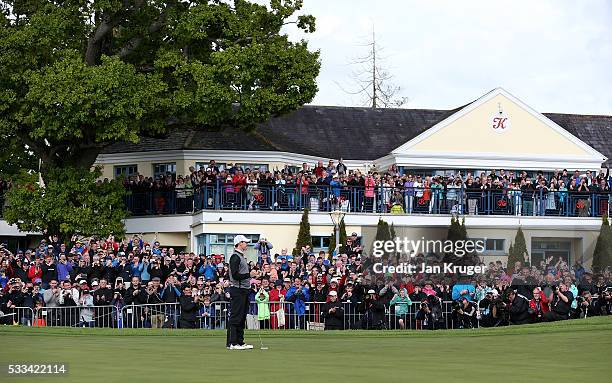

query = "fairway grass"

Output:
[[1, 317, 611, 383]]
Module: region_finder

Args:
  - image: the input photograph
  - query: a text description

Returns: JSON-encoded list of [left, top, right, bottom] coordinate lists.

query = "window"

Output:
[[153, 163, 176, 179], [470, 238, 505, 254], [114, 165, 138, 179], [196, 233, 260, 261], [485, 239, 505, 252], [311, 236, 331, 253], [235, 163, 269, 172]]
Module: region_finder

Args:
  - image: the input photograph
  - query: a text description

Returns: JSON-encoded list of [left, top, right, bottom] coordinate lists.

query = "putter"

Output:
[[257, 328, 268, 350]]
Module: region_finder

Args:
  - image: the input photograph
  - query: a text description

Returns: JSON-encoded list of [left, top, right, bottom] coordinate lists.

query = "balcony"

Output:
[[121, 184, 611, 218]]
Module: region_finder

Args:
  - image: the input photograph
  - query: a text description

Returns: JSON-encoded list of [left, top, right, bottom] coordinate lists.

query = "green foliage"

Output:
[[3, 166, 126, 240], [460, 217, 467, 240], [293, 208, 312, 255], [447, 216, 464, 242], [1, 0, 320, 236], [592, 215, 612, 273], [508, 227, 529, 272], [371, 218, 391, 258], [0, 135, 37, 178]]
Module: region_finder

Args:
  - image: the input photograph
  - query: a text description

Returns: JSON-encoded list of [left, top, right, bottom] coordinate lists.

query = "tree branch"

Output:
[[118, 4, 171, 59]]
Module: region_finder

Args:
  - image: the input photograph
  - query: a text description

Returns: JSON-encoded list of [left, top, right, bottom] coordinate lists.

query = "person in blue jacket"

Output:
[[452, 279, 475, 301], [285, 277, 310, 329], [254, 238, 273, 266]]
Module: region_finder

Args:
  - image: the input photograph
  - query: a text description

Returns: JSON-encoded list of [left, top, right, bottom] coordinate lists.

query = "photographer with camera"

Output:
[[358, 289, 385, 330], [93, 278, 115, 327], [161, 274, 181, 327], [1, 278, 25, 325], [478, 290, 496, 327], [599, 288, 612, 315], [254, 237, 273, 266], [415, 298, 434, 330], [78, 286, 95, 327], [178, 287, 198, 329], [143, 278, 164, 328], [576, 291, 600, 319], [57, 279, 78, 326], [321, 290, 344, 330], [506, 289, 530, 325], [452, 297, 477, 329], [528, 287, 549, 323], [543, 283, 574, 322]]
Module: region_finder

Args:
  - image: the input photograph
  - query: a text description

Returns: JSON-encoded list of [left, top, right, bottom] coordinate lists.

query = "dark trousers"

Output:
[[227, 287, 249, 346], [543, 311, 568, 322]]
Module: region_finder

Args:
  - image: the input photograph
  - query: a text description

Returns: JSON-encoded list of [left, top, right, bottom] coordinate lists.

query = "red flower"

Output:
[[418, 198, 426, 205], [497, 199, 507, 207], [576, 200, 585, 209]]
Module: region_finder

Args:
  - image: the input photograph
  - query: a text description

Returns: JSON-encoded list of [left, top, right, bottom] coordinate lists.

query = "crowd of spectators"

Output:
[[1, 232, 611, 330], [121, 160, 612, 216]]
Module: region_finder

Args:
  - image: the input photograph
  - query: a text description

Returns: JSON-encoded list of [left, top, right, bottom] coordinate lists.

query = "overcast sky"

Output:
[[284, 0, 612, 115]]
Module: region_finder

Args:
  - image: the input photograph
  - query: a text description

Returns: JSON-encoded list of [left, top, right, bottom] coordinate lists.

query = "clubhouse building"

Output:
[[1, 88, 611, 266]]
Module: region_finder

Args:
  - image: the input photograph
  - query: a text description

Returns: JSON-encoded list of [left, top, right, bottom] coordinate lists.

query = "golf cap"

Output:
[[367, 289, 375, 294], [328, 291, 337, 297], [233, 235, 250, 246]]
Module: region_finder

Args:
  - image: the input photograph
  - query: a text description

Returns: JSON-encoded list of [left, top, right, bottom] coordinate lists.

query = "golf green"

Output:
[[1, 317, 611, 383]]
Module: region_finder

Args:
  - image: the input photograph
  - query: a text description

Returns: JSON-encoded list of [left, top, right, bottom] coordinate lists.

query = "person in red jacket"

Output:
[[268, 279, 287, 329], [529, 287, 550, 322], [28, 258, 43, 283]]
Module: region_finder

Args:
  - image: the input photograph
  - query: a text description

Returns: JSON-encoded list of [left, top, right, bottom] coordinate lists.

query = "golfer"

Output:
[[226, 235, 256, 350]]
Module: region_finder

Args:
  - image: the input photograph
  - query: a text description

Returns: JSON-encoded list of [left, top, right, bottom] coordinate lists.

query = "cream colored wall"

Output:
[[410, 94, 591, 157], [198, 223, 361, 254], [97, 158, 369, 180], [129, 232, 191, 250], [99, 161, 155, 179]]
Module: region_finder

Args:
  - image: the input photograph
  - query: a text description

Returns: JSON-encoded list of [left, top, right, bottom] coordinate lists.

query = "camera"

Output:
[[451, 300, 462, 312], [551, 285, 559, 292]]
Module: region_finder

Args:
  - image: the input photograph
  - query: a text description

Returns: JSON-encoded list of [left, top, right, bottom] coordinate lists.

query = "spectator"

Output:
[[528, 287, 549, 323], [321, 290, 344, 330], [389, 288, 412, 329], [285, 277, 310, 329], [506, 289, 530, 325], [358, 289, 385, 329], [543, 283, 574, 322], [254, 238, 273, 266]]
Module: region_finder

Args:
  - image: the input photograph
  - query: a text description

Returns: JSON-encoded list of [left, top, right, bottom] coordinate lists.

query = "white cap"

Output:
[[328, 291, 337, 296], [330, 278, 338, 284], [233, 235, 250, 246], [367, 289, 375, 294]]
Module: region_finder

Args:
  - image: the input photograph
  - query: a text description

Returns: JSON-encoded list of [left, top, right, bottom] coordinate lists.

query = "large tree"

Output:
[[0, 0, 320, 237], [592, 214, 611, 273]]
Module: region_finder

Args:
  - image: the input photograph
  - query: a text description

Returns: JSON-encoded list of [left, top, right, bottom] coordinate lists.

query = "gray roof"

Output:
[[102, 105, 611, 164]]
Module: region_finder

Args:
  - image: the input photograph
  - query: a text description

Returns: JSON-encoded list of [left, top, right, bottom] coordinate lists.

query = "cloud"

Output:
[[285, 0, 612, 114]]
